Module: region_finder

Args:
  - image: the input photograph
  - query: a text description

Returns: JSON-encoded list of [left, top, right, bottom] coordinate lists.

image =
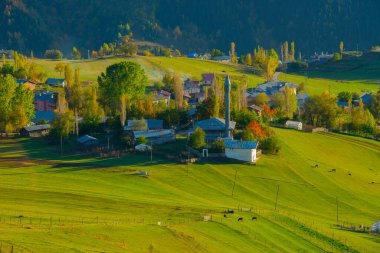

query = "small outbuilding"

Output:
[[77, 135, 99, 146], [20, 124, 50, 137], [224, 140, 259, 163], [285, 120, 303, 130]]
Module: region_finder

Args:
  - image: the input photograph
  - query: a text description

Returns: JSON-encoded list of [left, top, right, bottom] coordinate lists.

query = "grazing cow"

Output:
[[348, 173, 351, 176], [238, 217, 243, 221], [251, 217, 257, 220], [223, 214, 227, 218]]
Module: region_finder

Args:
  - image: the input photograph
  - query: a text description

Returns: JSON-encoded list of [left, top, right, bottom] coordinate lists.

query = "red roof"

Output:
[[202, 73, 215, 83]]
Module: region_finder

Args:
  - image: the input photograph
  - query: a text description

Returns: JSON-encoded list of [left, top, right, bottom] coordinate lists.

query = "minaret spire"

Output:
[[224, 75, 231, 138]]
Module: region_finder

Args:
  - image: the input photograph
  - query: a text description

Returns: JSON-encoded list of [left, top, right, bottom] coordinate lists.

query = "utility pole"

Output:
[[275, 185, 280, 211], [60, 135, 63, 156], [150, 140, 153, 163], [231, 169, 238, 197]]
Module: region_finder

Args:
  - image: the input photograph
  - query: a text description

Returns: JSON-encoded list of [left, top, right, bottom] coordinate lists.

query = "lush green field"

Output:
[[0, 129, 379, 252]]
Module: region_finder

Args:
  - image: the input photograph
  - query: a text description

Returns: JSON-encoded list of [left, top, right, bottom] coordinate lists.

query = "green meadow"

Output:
[[0, 129, 379, 252]]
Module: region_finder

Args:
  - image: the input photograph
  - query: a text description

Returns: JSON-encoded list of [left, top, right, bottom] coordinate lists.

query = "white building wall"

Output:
[[225, 148, 257, 163]]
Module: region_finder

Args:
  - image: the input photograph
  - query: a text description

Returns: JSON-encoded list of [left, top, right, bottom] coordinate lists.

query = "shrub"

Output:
[[260, 138, 280, 154], [189, 128, 206, 149], [212, 138, 225, 151]]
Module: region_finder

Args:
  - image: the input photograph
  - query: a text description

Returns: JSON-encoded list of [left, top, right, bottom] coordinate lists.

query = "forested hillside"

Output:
[[1, 0, 380, 55]]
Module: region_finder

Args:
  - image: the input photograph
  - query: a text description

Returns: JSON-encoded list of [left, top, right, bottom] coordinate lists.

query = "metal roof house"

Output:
[[46, 78, 66, 87], [131, 129, 175, 145], [285, 120, 303, 130], [125, 119, 164, 131], [297, 93, 310, 108], [20, 124, 50, 137], [224, 140, 259, 163], [254, 81, 297, 96], [194, 118, 236, 141], [361, 93, 372, 104]]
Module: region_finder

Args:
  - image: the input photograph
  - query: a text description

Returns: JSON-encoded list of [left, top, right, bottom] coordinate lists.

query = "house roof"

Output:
[[16, 79, 28, 84], [297, 93, 310, 100], [249, 105, 263, 111], [213, 56, 231, 61], [202, 73, 215, 82], [32, 111, 56, 122], [224, 140, 259, 149], [77, 135, 98, 144], [160, 90, 171, 97], [22, 124, 50, 132], [34, 91, 57, 102], [361, 93, 371, 103], [133, 129, 174, 139], [255, 81, 297, 96], [127, 119, 163, 130], [46, 78, 65, 86], [337, 101, 349, 107], [195, 118, 236, 131]]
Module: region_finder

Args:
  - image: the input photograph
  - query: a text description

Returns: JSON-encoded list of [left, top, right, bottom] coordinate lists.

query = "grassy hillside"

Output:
[[30, 56, 380, 96], [0, 129, 379, 252], [32, 57, 265, 87]]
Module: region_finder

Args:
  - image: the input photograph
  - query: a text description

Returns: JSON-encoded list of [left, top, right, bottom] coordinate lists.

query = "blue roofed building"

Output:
[[125, 119, 164, 131], [224, 140, 259, 163], [194, 118, 236, 141], [361, 93, 372, 104], [297, 93, 310, 108]]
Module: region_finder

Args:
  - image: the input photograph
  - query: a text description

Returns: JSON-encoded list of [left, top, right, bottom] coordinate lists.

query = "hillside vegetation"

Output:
[[2, 0, 380, 54], [0, 129, 379, 252]]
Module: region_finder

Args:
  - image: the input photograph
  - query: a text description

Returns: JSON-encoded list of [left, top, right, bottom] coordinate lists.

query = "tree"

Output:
[[98, 61, 147, 126], [136, 136, 148, 145], [82, 86, 104, 128], [67, 68, 83, 135], [264, 49, 279, 81], [30, 51, 34, 60], [28, 63, 47, 82], [211, 49, 224, 58], [337, 91, 352, 102], [71, 47, 81, 60], [331, 53, 341, 62], [64, 64, 74, 88], [173, 25, 182, 39], [1, 62, 15, 76], [284, 86, 298, 118], [55, 63, 66, 77], [189, 128, 206, 149], [254, 93, 269, 106], [302, 92, 338, 128], [44, 49, 63, 59], [120, 42, 138, 56], [246, 53, 252, 65], [1, 54, 5, 65], [230, 42, 237, 63], [283, 41, 289, 62], [340, 41, 344, 57], [0, 75, 34, 133], [173, 74, 183, 109], [290, 41, 295, 61]]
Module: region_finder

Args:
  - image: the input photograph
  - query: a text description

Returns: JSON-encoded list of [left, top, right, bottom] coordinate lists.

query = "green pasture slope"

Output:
[[0, 129, 379, 252]]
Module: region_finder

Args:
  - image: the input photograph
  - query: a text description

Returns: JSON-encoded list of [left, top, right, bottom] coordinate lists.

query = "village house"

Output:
[[184, 78, 201, 101], [152, 90, 171, 105], [20, 124, 50, 137], [77, 135, 99, 147], [224, 140, 259, 163], [46, 78, 66, 87], [248, 104, 264, 116], [127, 129, 175, 145], [33, 91, 57, 123], [202, 73, 215, 87], [253, 81, 297, 97], [16, 79, 37, 90], [194, 118, 236, 141]]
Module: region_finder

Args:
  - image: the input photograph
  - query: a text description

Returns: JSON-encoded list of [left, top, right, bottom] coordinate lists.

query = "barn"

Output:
[[224, 140, 259, 163]]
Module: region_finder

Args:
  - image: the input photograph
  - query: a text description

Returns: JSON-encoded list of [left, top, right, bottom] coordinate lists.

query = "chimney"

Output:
[[224, 75, 231, 138]]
